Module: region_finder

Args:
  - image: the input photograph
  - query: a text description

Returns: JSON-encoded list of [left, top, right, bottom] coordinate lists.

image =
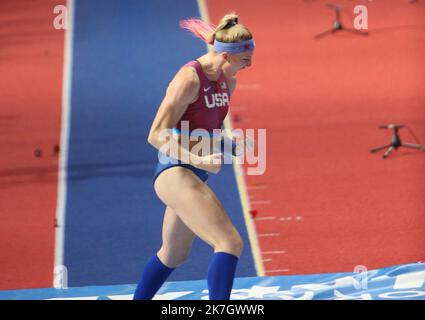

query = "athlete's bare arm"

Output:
[[148, 67, 222, 173]]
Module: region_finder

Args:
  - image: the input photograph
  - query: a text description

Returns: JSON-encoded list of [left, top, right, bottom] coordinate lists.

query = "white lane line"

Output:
[[258, 233, 281, 237], [254, 216, 276, 221], [262, 259, 273, 262], [54, 0, 74, 285], [266, 269, 290, 273], [280, 217, 293, 221], [280, 216, 303, 221], [251, 200, 272, 205], [246, 185, 268, 190]]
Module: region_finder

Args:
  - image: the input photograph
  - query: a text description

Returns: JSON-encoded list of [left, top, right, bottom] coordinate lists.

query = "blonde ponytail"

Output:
[[180, 12, 252, 45]]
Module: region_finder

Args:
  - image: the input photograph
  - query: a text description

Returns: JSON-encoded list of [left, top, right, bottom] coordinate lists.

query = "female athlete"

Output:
[[133, 12, 254, 300]]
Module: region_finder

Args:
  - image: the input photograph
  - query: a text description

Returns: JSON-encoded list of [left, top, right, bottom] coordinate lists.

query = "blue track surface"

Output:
[[64, 0, 256, 287]]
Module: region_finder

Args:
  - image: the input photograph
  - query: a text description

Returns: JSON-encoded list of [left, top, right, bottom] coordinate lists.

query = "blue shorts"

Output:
[[153, 152, 209, 184]]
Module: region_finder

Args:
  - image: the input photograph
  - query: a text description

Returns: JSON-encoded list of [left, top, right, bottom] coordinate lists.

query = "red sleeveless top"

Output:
[[174, 60, 231, 133]]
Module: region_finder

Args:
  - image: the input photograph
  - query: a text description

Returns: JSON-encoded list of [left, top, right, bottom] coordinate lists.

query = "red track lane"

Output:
[[0, 0, 65, 289], [207, 0, 425, 275]]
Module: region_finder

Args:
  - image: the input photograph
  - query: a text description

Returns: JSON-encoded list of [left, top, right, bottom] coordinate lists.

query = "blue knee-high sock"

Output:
[[133, 254, 175, 300], [207, 252, 239, 300]]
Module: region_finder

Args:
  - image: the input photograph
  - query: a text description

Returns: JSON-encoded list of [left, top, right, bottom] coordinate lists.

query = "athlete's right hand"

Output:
[[194, 153, 223, 174]]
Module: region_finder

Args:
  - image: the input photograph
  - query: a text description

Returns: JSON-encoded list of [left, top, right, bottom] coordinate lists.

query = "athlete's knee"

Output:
[[215, 233, 244, 257], [157, 246, 191, 268]]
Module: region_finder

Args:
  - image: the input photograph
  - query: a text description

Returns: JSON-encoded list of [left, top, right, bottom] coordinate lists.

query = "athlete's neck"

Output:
[[222, 63, 237, 79], [197, 52, 226, 82]]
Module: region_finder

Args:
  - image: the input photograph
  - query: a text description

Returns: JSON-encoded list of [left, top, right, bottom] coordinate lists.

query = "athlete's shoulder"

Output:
[[175, 63, 200, 86], [165, 65, 200, 105], [168, 64, 200, 92]]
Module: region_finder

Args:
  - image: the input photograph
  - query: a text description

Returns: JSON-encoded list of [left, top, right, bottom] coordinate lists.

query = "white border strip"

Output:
[[196, 0, 265, 276], [54, 0, 75, 284]]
